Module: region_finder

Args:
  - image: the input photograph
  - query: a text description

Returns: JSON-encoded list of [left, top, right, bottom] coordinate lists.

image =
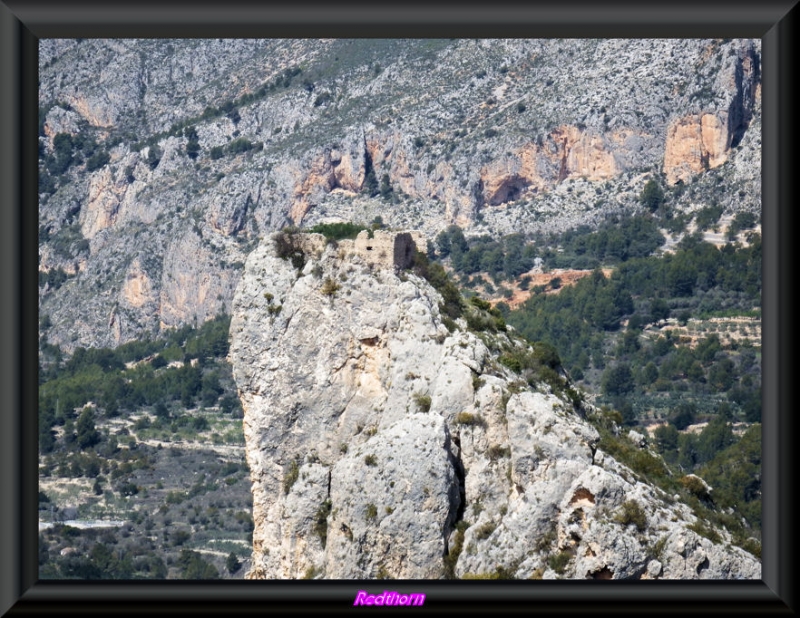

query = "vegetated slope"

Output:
[[228, 228, 760, 579], [38, 315, 254, 580], [422, 187, 762, 541], [38, 38, 760, 352]]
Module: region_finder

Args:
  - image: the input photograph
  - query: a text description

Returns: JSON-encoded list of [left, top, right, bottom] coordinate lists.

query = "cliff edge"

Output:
[[229, 228, 760, 580]]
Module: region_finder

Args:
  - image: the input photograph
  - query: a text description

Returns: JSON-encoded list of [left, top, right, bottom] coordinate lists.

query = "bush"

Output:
[[116, 482, 139, 497], [226, 552, 241, 574], [411, 251, 464, 320], [614, 499, 647, 532], [364, 454, 377, 467], [601, 363, 634, 396], [672, 403, 696, 430], [687, 519, 722, 544], [171, 530, 191, 546], [226, 138, 255, 155], [473, 521, 496, 541], [498, 355, 522, 373], [85, 150, 110, 172], [178, 550, 219, 579], [487, 444, 511, 461], [679, 474, 712, 500], [76, 407, 100, 449], [146, 145, 162, 169], [444, 521, 470, 579], [192, 416, 209, 431], [312, 500, 332, 547], [321, 278, 341, 297], [547, 551, 571, 574], [640, 179, 665, 212], [313, 91, 332, 107]]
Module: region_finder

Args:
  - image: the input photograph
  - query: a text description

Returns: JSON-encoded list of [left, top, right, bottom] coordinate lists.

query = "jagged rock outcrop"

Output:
[[663, 40, 760, 185], [39, 38, 762, 350], [229, 230, 760, 580]]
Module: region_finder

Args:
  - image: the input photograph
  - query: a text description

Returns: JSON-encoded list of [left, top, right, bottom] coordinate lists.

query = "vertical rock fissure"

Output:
[[443, 429, 467, 570]]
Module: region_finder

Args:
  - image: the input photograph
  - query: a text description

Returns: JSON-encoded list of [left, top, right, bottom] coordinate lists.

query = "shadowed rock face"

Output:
[[229, 231, 761, 580]]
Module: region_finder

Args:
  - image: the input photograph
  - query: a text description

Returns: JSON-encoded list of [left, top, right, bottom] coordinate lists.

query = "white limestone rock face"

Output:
[[231, 231, 460, 579], [230, 230, 761, 580], [326, 414, 460, 579]]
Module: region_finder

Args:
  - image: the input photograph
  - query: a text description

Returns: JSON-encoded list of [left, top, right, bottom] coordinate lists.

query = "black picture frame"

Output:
[[2, 1, 796, 614]]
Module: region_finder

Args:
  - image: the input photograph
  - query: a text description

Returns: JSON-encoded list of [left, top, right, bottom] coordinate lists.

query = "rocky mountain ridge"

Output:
[[228, 229, 760, 579], [38, 38, 760, 352]]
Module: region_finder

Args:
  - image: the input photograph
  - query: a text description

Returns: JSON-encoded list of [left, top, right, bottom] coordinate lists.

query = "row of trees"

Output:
[[432, 212, 668, 283], [433, 226, 537, 282], [40, 522, 244, 579], [124, 65, 304, 157], [39, 314, 240, 454]]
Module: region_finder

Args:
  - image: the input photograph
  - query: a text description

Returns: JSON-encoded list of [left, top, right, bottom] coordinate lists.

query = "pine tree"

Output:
[[226, 551, 241, 574], [76, 407, 100, 449], [640, 179, 664, 212]]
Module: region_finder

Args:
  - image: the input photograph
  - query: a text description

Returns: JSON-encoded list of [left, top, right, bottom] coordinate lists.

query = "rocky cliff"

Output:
[[229, 229, 760, 579], [38, 38, 761, 352]]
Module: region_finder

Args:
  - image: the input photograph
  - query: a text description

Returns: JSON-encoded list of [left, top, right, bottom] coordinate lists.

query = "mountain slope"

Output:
[[38, 38, 760, 352]]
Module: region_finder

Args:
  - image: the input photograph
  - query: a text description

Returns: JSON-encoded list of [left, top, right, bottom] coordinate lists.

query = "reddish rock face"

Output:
[[663, 113, 730, 185]]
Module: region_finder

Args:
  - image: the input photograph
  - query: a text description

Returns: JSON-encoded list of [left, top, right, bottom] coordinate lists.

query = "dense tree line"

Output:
[[434, 226, 536, 282], [547, 214, 665, 269], [39, 314, 239, 454], [505, 233, 760, 417], [433, 214, 667, 281]]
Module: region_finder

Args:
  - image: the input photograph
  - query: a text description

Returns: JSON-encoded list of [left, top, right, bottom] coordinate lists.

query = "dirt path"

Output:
[[132, 435, 246, 460]]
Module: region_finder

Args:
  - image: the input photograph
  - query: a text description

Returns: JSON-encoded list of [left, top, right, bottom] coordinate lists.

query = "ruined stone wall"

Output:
[[352, 230, 416, 270]]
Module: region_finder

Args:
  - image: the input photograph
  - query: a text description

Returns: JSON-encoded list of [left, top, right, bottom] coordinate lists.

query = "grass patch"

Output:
[[473, 521, 496, 541], [308, 222, 368, 240], [321, 278, 341, 297], [413, 393, 432, 413], [547, 550, 572, 574], [444, 521, 470, 579], [283, 459, 299, 495], [312, 499, 332, 548], [687, 519, 722, 544], [487, 444, 511, 461], [455, 412, 485, 427]]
